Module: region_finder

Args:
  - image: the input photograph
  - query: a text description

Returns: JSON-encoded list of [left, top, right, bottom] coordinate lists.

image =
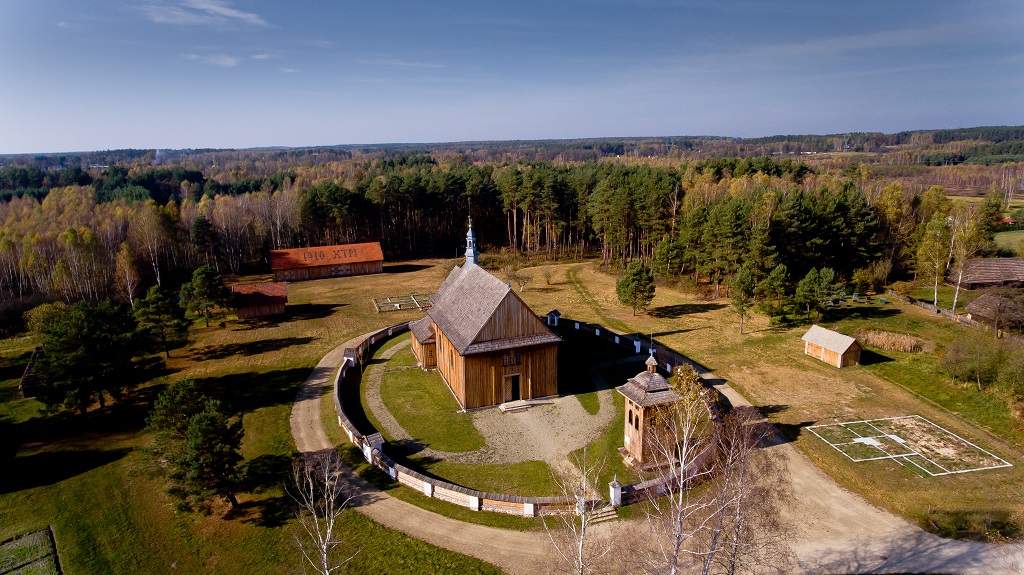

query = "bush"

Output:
[[889, 281, 916, 297]]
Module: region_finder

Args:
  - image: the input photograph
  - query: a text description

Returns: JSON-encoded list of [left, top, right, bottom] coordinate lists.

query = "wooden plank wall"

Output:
[[476, 292, 552, 342], [435, 329, 467, 406], [272, 260, 382, 282], [237, 303, 285, 319], [461, 343, 557, 409]]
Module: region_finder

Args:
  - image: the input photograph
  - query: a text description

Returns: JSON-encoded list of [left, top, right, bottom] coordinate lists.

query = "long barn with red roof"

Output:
[[269, 242, 384, 282]]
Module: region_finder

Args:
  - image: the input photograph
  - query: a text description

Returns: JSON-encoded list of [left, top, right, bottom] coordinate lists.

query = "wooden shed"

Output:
[[270, 242, 383, 282], [410, 219, 561, 409], [616, 354, 683, 465], [954, 258, 1024, 289], [232, 282, 287, 319], [801, 325, 861, 368]]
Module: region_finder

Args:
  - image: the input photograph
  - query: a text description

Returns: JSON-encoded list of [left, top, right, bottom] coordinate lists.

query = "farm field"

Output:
[[0, 260, 503, 574]]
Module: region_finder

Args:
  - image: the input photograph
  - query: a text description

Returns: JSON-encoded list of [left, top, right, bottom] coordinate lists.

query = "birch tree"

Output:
[[949, 204, 983, 315], [290, 451, 355, 575], [544, 450, 611, 575], [916, 214, 951, 307]]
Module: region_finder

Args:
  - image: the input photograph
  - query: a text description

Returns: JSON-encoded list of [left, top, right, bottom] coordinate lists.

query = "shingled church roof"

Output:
[[427, 264, 560, 355]]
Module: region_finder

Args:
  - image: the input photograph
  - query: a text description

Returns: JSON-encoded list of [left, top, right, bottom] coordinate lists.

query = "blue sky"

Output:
[[1, 0, 1022, 153]]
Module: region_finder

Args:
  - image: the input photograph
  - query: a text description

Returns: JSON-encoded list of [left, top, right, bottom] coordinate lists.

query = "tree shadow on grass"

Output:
[[233, 304, 345, 330], [821, 306, 901, 322], [771, 421, 816, 444], [384, 263, 432, 274], [0, 447, 131, 493], [194, 367, 309, 413], [190, 337, 315, 361], [235, 453, 295, 527], [648, 303, 726, 318]]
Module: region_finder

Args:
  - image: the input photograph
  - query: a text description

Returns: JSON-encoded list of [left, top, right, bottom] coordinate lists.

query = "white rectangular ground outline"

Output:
[[807, 415, 1013, 476]]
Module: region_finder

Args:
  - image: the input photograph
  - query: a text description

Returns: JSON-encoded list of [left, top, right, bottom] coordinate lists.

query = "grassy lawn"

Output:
[[0, 261, 505, 574], [995, 229, 1024, 255], [376, 353, 485, 453], [909, 282, 983, 311]]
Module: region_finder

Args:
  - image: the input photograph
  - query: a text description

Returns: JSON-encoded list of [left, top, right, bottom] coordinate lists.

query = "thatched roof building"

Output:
[[964, 294, 1024, 330], [954, 258, 1024, 289]]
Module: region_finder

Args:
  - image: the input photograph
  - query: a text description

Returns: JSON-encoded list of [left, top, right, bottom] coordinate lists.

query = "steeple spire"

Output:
[[464, 216, 479, 266]]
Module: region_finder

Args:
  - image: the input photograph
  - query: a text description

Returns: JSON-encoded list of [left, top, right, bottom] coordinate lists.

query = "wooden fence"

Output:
[[330, 317, 717, 515]]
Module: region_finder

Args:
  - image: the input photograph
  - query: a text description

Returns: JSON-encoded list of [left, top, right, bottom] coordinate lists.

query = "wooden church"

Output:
[[410, 219, 561, 409]]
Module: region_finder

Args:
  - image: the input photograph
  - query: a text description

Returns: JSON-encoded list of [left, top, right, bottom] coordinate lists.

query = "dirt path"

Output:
[[711, 378, 1024, 574]]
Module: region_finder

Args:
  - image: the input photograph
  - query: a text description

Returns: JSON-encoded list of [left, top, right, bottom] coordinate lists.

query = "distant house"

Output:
[[232, 282, 287, 319], [801, 325, 861, 368], [964, 294, 1024, 332], [954, 258, 1024, 290], [270, 242, 384, 282], [410, 219, 561, 409]]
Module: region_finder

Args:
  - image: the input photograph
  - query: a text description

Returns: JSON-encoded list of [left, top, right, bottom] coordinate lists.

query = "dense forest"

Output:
[[1, 126, 1023, 333]]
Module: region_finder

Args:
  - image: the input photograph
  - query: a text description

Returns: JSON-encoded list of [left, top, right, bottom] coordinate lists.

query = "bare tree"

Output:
[[640, 365, 718, 575], [700, 408, 791, 575], [544, 449, 611, 575], [289, 451, 355, 575]]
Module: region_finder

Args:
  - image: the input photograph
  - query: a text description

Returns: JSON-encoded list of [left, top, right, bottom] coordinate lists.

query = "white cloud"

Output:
[[279, 67, 297, 74], [141, 0, 267, 27], [184, 53, 241, 67], [251, 53, 273, 60]]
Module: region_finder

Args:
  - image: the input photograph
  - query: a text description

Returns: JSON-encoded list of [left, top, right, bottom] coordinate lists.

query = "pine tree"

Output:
[[616, 261, 656, 316], [135, 286, 190, 358], [730, 264, 755, 334], [180, 265, 229, 327]]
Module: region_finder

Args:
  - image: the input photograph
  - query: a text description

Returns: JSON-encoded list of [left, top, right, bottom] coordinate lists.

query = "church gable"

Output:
[[474, 291, 552, 344]]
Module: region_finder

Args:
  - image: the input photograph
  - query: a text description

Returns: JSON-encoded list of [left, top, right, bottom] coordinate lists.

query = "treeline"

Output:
[[0, 152, 1014, 336]]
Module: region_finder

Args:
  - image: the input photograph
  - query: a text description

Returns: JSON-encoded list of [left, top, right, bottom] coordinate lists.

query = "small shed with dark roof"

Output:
[[801, 325, 861, 368], [232, 282, 287, 319], [616, 353, 683, 465], [965, 294, 1024, 332], [270, 242, 383, 282], [954, 258, 1024, 289]]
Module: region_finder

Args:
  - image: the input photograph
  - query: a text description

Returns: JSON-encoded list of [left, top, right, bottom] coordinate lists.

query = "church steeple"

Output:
[[464, 216, 479, 266]]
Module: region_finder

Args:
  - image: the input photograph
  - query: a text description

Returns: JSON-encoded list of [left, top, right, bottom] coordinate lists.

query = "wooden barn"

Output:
[[965, 294, 1024, 332], [801, 325, 861, 368], [954, 258, 1024, 289], [410, 219, 561, 409], [270, 242, 383, 282], [232, 282, 287, 319], [616, 354, 683, 465]]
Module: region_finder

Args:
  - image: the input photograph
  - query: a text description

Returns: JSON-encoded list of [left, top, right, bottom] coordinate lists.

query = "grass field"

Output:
[[0, 260, 504, 574], [995, 229, 1024, 255]]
